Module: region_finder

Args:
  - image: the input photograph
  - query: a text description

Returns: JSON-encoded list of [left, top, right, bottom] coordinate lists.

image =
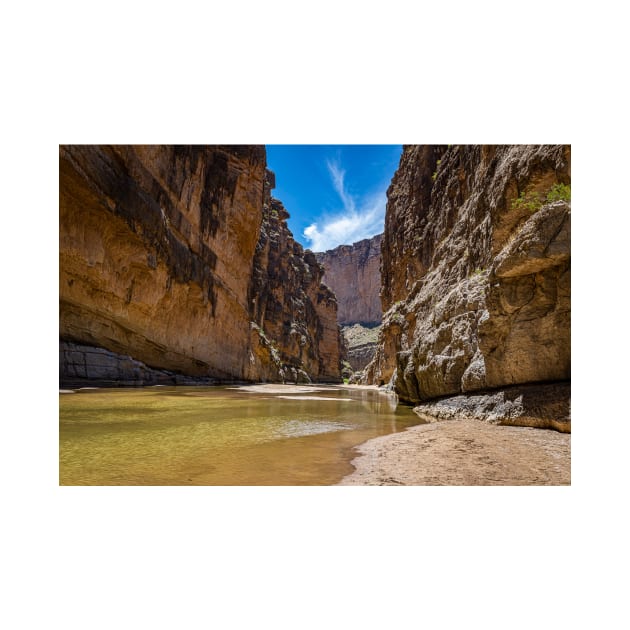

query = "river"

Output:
[[59, 384, 424, 485]]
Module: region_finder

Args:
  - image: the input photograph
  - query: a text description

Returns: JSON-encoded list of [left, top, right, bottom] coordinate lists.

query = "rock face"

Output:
[[60, 145, 342, 386], [315, 235, 383, 376], [60, 341, 216, 387], [365, 145, 570, 431], [413, 382, 571, 433], [315, 234, 382, 325], [247, 172, 343, 383], [341, 323, 381, 372]]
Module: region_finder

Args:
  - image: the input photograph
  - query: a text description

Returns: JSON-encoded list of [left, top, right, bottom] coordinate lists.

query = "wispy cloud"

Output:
[[303, 159, 386, 252]]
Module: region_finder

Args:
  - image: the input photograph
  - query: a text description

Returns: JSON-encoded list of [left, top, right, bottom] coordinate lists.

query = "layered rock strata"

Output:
[[315, 234, 382, 325], [341, 323, 381, 372], [365, 145, 571, 431], [60, 341, 216, 387], [60, 145, 342, 386]]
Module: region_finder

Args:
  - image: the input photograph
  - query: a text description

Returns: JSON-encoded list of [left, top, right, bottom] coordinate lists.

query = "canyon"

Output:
[[59, 143, 570, 433], [59, 145, 342, 387], [315, 234, 383, 373], [363, 145, 571, 432]]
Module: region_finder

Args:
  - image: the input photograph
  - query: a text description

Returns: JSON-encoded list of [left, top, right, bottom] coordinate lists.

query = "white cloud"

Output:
[[302, 160, 386, 252]]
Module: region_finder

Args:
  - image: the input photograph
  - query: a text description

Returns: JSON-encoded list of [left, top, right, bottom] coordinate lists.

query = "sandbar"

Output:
[[339, 418, 570, 486]]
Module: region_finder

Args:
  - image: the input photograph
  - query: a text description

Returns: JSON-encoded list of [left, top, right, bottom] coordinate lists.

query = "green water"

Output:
[[59, 384, 424, 485]]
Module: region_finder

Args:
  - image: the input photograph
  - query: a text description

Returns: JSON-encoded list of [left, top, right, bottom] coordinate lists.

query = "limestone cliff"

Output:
[[341, 323, 381, 373], [365, 145, 571, 431], [248, 171, 343, 383], [315, 234, 382, 325], [59, 145, 342, 386], [315, 234, 382, 375]]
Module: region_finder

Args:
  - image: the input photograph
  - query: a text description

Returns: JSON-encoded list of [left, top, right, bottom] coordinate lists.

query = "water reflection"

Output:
[[59, 385, 424, 485]]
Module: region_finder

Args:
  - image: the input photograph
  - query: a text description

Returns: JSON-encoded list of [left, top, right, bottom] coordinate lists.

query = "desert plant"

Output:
[[511, 190, 543, 212], [546, 183, 571, 202]]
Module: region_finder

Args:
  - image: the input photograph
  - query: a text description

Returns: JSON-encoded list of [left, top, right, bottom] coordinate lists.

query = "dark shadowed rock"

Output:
[[413, 382, 571, 433], [246, 170, 342, 383]]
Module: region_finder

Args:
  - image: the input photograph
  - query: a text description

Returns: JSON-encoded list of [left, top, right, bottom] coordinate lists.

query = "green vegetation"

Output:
[[431, 159, 442, 182], [511, 182, 571, 214], [546, 183, 571, 202], [511, 190, 543, 212], [469, 267, 486, 278], [340, 359, 353, 383]]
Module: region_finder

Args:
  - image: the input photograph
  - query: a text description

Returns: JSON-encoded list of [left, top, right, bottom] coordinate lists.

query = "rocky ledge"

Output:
[[60, 341, 219, 387], [412, 382, 570, 433]]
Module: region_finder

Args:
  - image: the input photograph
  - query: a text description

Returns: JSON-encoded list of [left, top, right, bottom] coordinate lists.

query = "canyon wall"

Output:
[[315, 234, 382, 373], [315, 234, 382, 325], [341, 323, 381, 373], [365, 145, 571, 431], [247, 171, 343, 383], [60, 145, 342, 386]]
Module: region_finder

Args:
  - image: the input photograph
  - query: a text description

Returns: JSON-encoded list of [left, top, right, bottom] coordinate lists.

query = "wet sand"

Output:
[[339, 418, 570, 485]]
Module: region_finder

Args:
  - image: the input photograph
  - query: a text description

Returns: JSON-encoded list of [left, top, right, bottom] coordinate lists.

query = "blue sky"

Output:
[[266, 145, 402, 252]]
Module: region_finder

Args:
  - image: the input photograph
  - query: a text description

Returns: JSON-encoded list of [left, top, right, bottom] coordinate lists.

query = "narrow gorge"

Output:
[[59, 144, 570, 486]]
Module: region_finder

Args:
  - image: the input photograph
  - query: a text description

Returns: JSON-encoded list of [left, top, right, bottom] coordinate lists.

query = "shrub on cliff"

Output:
[[546, 183, 571, 202]]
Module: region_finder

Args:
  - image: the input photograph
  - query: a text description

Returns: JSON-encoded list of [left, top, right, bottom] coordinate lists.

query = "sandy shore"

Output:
[[339, 418, 570, 485]]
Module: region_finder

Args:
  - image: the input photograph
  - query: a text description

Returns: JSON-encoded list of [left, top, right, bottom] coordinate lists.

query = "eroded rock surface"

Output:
[[413, 382, 570, 433], [341, 323, 381, 372], [60, 341, 216, 387], [364, 145, 570, 431], [60, 146, 342, 386], [247, 172, 342, 383]]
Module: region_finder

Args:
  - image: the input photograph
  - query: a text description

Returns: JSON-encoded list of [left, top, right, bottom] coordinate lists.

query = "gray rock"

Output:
[[365, 145, 571, 431], [413, 382, 570, 433]]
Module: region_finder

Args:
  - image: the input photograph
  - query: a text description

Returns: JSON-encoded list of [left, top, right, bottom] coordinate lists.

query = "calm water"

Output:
[[59, 384, 424, 485]]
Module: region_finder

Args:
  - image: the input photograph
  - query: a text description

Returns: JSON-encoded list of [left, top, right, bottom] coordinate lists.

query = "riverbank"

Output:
[[339, 418, 570, 485]]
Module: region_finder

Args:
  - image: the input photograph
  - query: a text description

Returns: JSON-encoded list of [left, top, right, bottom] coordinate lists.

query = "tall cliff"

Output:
[[315, 235, 382, 373], [365, 145, 571, 431], [315, 234, 382, 325], [248, 171, 343, 383], [59, 145, 342, 386]]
